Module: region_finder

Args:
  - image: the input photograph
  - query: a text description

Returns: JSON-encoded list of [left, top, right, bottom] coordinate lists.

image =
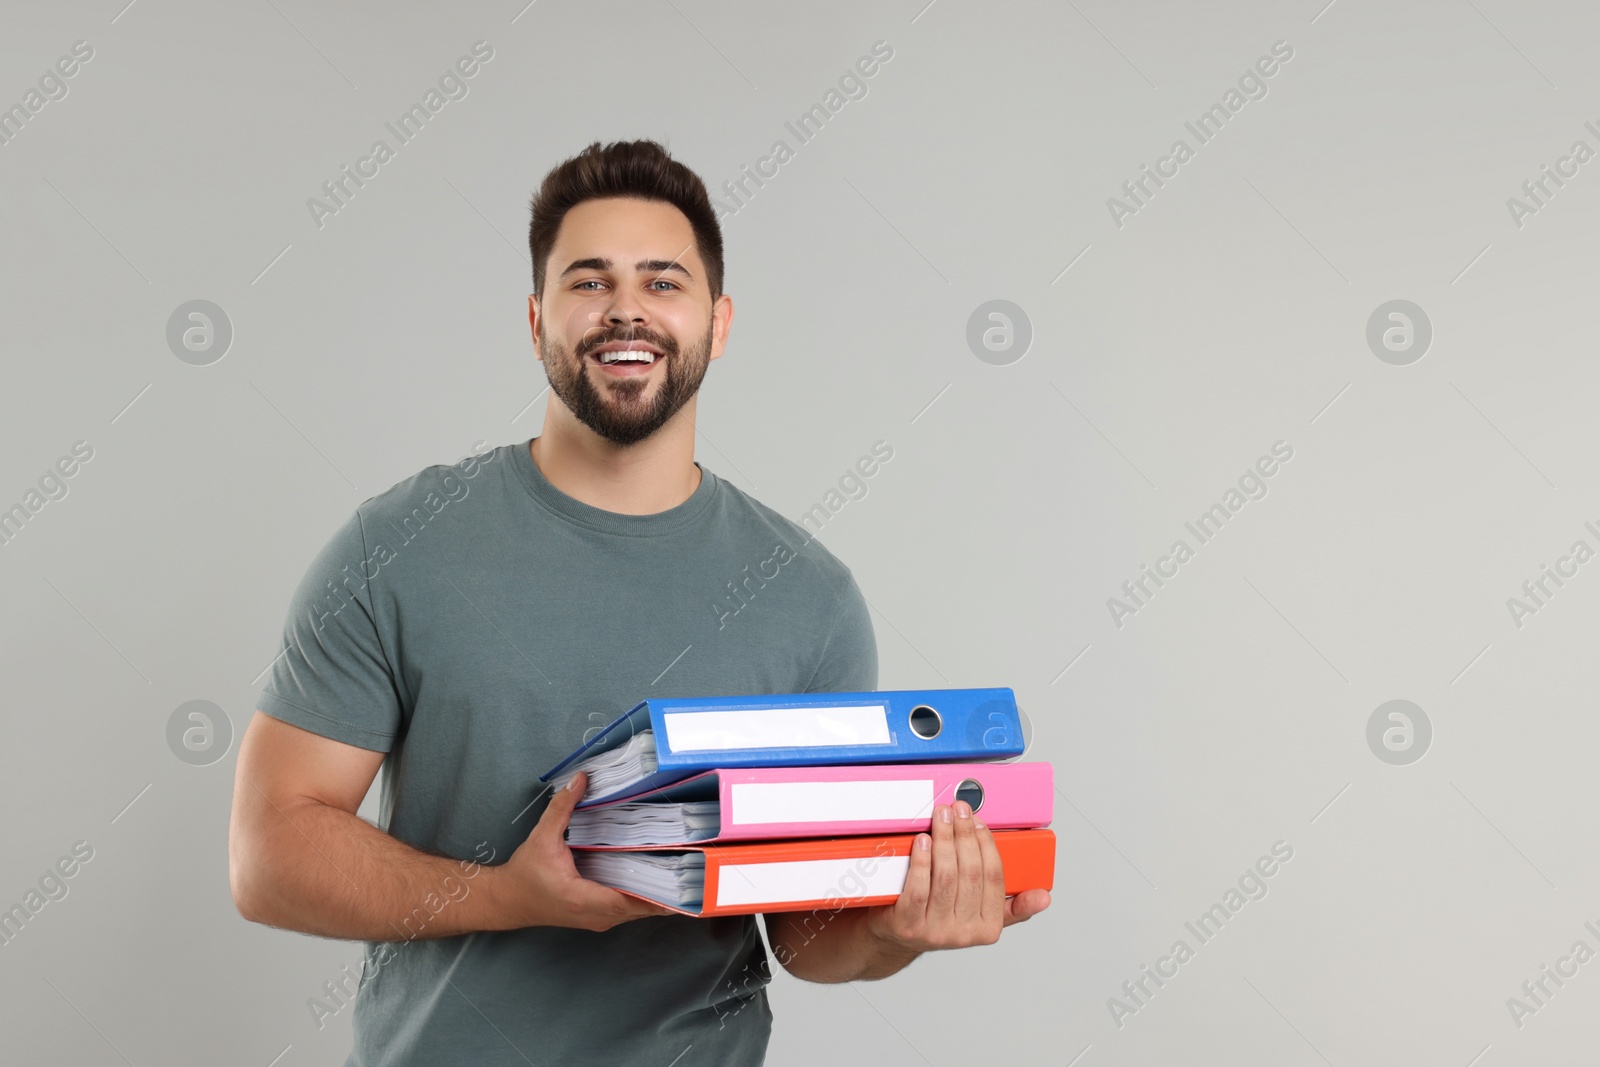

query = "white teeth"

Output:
[[598, 350, 658, 364]]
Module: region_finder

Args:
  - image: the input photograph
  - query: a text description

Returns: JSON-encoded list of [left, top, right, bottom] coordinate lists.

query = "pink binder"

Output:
[[566, 761, 1053, 846]]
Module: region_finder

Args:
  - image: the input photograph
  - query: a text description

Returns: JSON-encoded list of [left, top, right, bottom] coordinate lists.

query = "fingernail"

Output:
[[974, 818, 987, 830], [956, 801, 970, 819], [918, 834, 930, 851], [566, 778, 578, 791], [940, 806, 952, 824]]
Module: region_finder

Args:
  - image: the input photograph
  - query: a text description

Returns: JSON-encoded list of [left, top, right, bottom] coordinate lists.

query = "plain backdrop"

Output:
[[2, 0, 1598, 1064]]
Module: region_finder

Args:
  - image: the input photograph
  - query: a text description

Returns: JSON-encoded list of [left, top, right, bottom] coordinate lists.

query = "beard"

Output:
[[539, 318, 712, 446]]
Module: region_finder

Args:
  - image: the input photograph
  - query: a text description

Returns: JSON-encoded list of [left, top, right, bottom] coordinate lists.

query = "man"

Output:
[[228, 138, 1050, 1065]]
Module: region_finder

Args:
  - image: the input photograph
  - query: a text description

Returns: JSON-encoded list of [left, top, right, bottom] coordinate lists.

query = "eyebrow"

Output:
[[558, 257, 694, 281]]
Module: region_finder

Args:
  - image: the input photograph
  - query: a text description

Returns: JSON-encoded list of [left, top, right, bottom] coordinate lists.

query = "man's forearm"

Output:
[[768, 906, 923, 984], [232, 795, 510, 941]]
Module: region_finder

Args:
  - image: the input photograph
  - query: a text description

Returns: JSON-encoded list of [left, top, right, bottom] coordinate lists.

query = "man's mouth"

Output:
[[587, 344, 663, 376]]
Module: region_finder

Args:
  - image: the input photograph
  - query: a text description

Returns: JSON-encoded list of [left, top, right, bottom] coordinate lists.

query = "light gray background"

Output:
[[2, 0, 1596, 1064]]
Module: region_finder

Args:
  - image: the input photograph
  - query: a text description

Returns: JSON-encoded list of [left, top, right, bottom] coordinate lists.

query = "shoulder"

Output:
[[352, 445, 505, 534], [710, 475, 859, 594]]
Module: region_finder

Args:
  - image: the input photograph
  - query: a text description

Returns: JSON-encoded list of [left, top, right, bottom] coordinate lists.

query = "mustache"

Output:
[[578, 328, 675, 358]]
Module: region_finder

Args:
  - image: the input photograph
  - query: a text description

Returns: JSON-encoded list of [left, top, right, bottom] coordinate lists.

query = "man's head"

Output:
[[527, 140, 731, 447]]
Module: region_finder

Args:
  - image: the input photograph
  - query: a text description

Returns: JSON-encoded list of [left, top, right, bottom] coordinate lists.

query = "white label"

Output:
[[731, 780, 935, 825], [715, 855, 911, 907], [662, 704, 890, 752]]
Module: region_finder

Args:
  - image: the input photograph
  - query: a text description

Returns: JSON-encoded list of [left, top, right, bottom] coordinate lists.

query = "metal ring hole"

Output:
[[954, 778, 984, 813], [908, 704, 942, 739]]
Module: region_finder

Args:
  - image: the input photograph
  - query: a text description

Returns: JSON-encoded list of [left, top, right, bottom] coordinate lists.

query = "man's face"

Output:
[[531, 197, 731, 446]]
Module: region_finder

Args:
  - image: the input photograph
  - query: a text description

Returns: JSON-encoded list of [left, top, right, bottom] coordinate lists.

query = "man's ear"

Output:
[[528, 294, 541, 362], [709, 292, 734, 363]]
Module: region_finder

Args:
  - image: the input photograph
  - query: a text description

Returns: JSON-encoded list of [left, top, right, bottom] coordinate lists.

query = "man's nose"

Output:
[[603, 288, 648, 326]]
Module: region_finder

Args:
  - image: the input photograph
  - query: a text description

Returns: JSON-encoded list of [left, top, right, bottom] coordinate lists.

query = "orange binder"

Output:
[[573, 828, 1055, 916]]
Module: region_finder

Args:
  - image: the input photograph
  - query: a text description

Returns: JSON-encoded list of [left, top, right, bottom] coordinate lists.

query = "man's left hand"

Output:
[[862, 801, 1052, 955]]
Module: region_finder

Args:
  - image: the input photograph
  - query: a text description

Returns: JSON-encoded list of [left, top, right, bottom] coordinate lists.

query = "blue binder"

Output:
[[540, 687, 1025, 805]]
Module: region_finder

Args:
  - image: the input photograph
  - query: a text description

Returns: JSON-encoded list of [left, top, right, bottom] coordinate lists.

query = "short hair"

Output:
[[528, 139, 724, 302]]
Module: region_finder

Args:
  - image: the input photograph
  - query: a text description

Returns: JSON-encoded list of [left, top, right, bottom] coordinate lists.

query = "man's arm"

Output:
[[228, 711, 674, 940], [765, 905, 922, 984], [763, 800, 1052, 984]]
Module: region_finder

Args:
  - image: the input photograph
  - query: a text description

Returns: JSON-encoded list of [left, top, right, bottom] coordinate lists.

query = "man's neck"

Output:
[[530, 408, 701, 516]]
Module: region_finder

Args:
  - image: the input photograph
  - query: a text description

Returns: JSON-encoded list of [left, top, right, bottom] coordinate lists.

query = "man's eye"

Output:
[[649, 280, 678, 291], [575, 280, 605, 291]]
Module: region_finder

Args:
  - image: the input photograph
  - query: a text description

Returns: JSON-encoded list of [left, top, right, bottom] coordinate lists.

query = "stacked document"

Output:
[[568, 800, 723, 847], [552, 730, 659, 800], [540, 687, 1056, 917], [571, 850, 707, 909]]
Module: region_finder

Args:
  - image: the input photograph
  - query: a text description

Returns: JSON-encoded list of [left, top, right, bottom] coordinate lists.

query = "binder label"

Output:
[[730, 779, 935, 825], [662, 704, 891, 752], [716, 855, 910, 908]]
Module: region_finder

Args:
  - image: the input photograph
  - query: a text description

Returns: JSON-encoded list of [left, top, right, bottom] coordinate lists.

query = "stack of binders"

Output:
[[538, 688, 1056, 917]]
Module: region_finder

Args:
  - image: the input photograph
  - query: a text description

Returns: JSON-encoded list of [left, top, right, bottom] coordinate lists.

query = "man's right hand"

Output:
[[492, 771, 680, 931]]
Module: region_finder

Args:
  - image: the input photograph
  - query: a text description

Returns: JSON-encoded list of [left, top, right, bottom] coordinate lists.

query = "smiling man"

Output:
[[228, 139, 1048, 1066]]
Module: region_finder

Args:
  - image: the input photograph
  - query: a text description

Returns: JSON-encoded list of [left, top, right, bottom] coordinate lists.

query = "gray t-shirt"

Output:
[[259, 438, 878, 1066]]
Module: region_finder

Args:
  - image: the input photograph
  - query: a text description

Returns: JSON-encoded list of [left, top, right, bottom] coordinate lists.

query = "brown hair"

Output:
[[528, 139, 724, 302]]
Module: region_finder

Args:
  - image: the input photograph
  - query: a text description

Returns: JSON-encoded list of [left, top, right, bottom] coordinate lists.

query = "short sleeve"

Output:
[[258, 510, 403, 751], [802, 569, 879, 693]]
